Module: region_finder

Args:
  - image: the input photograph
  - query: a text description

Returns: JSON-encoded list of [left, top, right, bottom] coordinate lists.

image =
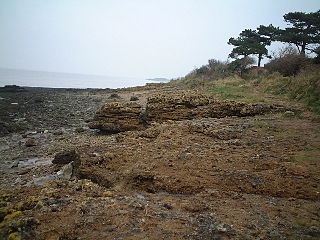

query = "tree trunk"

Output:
[[258, 54, 262, 67], [300, 43, 306, 56]]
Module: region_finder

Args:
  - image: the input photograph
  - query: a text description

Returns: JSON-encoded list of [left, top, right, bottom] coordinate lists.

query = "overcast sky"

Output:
[[0, 0, 319, 79]]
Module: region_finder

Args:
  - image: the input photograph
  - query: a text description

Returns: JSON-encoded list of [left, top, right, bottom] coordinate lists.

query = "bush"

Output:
[[259, 69, 320, 113], [228, 57, 256, 76], [265, 54, 310, 76]]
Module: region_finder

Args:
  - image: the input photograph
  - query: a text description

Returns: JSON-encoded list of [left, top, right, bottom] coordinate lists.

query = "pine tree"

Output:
[[258, 10, 320, 55], [228, 29, 271, 67]]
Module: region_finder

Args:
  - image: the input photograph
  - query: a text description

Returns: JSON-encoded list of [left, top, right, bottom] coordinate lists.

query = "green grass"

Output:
[[259, 71, 320, 114], [208, 86, 259, 101], [289, 149, 320, 162], [170, 68, 320, 113], [289, 156, 315, 162]]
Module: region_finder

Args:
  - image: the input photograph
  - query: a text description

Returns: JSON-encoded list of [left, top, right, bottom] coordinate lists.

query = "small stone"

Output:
[[53, 130, 64, 135], [163, 203, 173, 210], [43, 130, 49, 134], [57, 162, 74, 180], [18, 169, 31, 175], [216, 224, 228, 233], [75, 127, 85, 133], [129, 200, 145, 210], [25, 139, 36, 147], [14, 177, 22, 184], [136, 194, 146, 200], [10, 160, 20, 168], [93, 152, 101, 157]]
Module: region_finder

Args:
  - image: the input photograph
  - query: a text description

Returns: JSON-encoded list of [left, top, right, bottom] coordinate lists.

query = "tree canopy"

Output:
[[258, 10, 320, 55], [228, 29, 270, 67]]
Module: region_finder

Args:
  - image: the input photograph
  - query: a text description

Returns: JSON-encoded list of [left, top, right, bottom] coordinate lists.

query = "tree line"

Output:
[[228, 10, 320, 67]]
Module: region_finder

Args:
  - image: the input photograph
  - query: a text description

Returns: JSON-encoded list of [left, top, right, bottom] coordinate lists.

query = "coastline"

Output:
[[1, 83, 320, 239]]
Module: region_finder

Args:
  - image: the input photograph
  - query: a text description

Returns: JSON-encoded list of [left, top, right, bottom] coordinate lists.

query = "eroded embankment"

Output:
[[79, 92, 320, 200], [1, 89, 320, 240]]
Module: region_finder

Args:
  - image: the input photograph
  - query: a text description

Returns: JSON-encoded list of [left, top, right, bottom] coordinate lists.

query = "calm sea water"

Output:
[[0, 68, 156, 89]]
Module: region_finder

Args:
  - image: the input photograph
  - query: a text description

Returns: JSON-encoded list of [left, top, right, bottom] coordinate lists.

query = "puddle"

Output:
[[18, 158, 52, 167]]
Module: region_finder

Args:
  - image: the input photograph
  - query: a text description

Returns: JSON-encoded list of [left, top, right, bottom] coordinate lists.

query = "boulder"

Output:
[[52, 150, 80, 165], [88, 102, 145, 133], [145, 92, 212, 121]]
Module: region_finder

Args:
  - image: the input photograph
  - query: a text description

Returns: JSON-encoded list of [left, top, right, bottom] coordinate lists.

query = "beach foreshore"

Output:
[[1, 84, 320, 240]]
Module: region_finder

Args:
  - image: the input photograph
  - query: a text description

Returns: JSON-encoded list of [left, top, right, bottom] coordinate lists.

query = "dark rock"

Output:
[[0, 85, 27, 92], [25, 139, 36, 147], [75, 127, 85, 133], [163, 203, 173, 210], [109, 93, 121, 99], [130, 96, 139, 101], [52, 150, 80, 165]]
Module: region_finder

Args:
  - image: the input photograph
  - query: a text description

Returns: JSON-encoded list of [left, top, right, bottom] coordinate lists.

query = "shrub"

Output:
[[259, 69, 320, 113], [265, 54, 310, 76]]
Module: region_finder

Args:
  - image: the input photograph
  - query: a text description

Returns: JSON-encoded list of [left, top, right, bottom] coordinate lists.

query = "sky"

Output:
[[0, 0, 319, 80]]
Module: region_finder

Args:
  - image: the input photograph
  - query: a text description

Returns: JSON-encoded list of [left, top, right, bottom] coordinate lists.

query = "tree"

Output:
[[228, 56, 256, 76], [228, 29, 271, 67], [258, 10, 320, 56]]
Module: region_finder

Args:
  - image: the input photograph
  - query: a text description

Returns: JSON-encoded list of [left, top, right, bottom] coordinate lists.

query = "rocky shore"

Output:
[[1, 84, 320, 239]]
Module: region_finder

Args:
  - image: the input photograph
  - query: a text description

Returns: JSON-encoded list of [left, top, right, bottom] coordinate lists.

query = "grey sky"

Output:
[[0, 0, 319, 79]]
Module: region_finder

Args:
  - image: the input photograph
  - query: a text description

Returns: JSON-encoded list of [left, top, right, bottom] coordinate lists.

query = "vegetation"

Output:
[[261, 69, 320, 113], [228, 29, 271, 66], [258, 10, 320, 55], [169, 9, 320, 113]]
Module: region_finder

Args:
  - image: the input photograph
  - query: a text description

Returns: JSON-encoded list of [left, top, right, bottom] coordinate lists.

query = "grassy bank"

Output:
[[169, 68, 320, 113]]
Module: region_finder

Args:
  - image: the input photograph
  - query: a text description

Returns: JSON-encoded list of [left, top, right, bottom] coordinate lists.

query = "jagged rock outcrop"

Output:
[[88, 102, 145, 133]]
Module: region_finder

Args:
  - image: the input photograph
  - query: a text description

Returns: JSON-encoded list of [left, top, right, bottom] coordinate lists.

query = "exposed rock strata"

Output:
[[88, 102, 145, 133], [89, 92, 278, 133], [146, 92, 273, 122]]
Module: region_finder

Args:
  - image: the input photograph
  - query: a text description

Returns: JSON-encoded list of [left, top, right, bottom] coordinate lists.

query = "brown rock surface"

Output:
[[88, 102, 145, 133], [52, 149, 80, 165], [89, 92, 280, 133], [1, 86, 320, 240], [146, 92, 276, 122]]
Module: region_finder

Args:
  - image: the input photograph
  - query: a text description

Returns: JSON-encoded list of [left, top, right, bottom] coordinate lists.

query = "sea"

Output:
[[0, 68, 163, 89]]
